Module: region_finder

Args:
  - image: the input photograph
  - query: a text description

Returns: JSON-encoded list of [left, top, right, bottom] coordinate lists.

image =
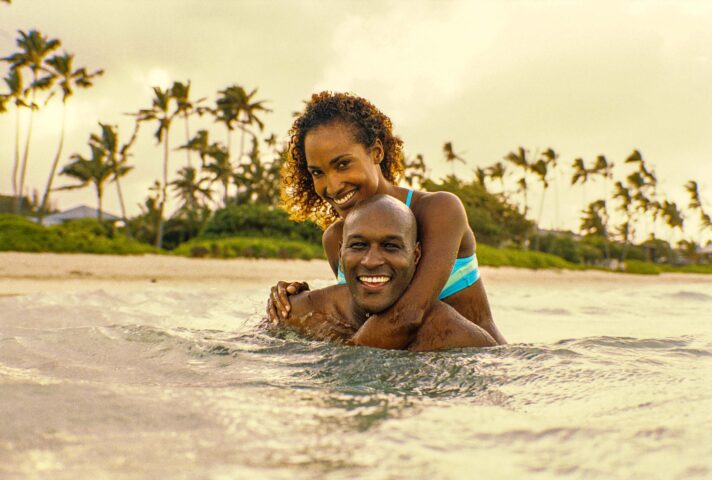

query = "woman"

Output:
[[268, 91, 506, 347]]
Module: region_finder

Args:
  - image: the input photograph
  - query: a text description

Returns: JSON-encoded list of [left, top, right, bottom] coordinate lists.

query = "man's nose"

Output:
[[360, 246, 384, 268]]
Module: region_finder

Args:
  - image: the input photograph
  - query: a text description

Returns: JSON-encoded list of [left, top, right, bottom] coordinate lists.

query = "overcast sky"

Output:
[[1, 0, 711, 239]]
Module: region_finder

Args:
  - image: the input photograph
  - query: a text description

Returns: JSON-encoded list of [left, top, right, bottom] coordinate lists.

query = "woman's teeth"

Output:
[[359, 275, 390, 285], [333, 191, 356, 205]]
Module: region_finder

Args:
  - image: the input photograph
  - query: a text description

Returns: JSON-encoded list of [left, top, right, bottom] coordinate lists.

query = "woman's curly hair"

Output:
[[280, 91, 404, 229]]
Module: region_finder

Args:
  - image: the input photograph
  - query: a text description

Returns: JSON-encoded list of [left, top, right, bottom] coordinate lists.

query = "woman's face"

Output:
[[304, 121, 385, 217]]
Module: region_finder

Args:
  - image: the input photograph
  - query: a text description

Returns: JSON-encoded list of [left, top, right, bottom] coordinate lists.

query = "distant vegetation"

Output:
[[1, 24, 711, 273], [0, 214, 155, 254]]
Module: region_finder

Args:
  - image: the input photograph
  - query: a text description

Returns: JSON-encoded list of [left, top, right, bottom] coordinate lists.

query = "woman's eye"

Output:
[[309, 170, 322, 178], [337, 160, 349, 169]]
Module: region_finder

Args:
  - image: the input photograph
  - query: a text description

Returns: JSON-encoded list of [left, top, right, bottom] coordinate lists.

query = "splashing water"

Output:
[[1, 276, 711, 479]]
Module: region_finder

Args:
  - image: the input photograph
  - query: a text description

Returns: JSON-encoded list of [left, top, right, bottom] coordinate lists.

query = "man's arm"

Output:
[[407, 301, 497, 352], [273, 285, 358, 342]]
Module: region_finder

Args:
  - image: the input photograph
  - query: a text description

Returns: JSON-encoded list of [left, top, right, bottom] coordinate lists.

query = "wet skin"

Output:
[[268, 121, 506, 347], [272, 196, 496, 351]]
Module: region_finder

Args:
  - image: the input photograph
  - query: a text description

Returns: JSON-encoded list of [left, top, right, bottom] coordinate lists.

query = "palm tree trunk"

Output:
[[11, 105, 21, 213], [156, 130, 170, 249], [184, 113, 191, 168], [38, 100, 67, 223], [17, 86, 37, 214], [96, 186, 103, 223], [535, 186, 547, 251], [114, 176, 130, 237]]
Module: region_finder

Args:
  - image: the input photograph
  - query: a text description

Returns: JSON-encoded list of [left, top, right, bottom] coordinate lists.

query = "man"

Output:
[[270, 195, 496, 352]]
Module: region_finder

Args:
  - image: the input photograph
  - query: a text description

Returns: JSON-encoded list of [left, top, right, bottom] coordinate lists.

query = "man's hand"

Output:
[[266, 281, 309, 324], [349, 303, 426, 349]]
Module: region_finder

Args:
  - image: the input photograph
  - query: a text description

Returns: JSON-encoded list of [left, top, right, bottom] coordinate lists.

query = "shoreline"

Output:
[[2, 252, 711, 297]]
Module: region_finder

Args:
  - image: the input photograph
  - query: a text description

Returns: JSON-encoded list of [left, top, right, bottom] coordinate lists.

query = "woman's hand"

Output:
[[266, 281, 310, 324]]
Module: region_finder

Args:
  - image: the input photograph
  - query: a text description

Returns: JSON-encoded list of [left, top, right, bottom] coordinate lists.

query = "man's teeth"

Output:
[[359, 276, 390, 284], [333, 191, 355, 205]]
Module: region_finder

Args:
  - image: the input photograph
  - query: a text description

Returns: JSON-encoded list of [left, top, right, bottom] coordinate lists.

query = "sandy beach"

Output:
[[2, 252, 710, 297]]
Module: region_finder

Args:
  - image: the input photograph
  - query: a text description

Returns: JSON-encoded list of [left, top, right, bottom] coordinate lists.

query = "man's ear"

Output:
[[370, 139, 384, 165], [413, 242, 421, 265]]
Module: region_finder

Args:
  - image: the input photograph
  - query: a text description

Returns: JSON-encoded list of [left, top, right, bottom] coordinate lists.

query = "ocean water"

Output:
[[1, 275, 711, 479]]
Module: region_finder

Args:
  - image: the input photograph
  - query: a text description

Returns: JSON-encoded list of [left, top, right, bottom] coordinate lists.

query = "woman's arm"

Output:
[[266, 221, 343, 322], [349, 191, 468, 349], [322, 220, 343, 277]]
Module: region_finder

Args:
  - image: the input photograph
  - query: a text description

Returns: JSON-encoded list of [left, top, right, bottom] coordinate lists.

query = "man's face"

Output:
[[341, 208, 420, 314]]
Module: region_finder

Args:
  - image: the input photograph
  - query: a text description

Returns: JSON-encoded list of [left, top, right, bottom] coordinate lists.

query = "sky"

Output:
[[1, 0, 711, 240]]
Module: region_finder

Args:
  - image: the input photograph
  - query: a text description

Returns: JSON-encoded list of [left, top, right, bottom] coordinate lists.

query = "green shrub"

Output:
[[173, 236, 325, 260], [0, 215, 156, 255], [202, 205, 322, 244], [477, 243, 580, 270], [422, 177, 533, 247], [623, 259, 660, 275]]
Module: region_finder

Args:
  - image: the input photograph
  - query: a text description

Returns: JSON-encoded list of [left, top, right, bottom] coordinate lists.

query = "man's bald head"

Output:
[[342, 194, 417, 247]]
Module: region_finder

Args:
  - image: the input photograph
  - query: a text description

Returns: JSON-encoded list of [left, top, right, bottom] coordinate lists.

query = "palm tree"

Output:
[[136, 86, 176, 248], [179, 129, 210, 165], [486, 161, 507, 195], [504, 147, 531, 217], [89, 122, 138, 231], [214, 84, 270, 163], [404, 154, 427, 188], [58, 143, 113, 222], [613, 181, 636, 262], [443, 142, 466, 176], [204, 142, 232, 207], [38, 52, 103, 222], [659, 200, 684, 263], [171, 80, 205, 169], [171, 166, 212, 213], [591, 155, 613, 260], [531, 148, 557, 229], [580, 200, 607, 238], [684, 180, 712, 237], [474, 167, 487, 187], [2, 68, 26, 208], [3, 29, 60, 212], [571, 157, 594, 212], [180, 129, 229, 207]]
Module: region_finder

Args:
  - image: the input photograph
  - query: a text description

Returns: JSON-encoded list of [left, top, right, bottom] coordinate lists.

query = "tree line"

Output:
[[2, 26, 710, 265]]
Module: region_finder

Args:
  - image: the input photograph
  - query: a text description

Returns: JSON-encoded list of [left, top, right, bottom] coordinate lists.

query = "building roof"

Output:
[[42, 205, 121, 225]]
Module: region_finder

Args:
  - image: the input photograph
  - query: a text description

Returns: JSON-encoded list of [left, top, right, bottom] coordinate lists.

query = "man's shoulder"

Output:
[[290, 283, 349, 317]]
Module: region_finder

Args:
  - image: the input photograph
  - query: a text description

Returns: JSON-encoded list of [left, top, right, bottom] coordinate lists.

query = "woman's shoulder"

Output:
[[322, 220, 344, 248], [411, 189, 466, 217]]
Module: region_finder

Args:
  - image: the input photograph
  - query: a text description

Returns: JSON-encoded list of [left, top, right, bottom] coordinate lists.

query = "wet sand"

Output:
[[1, 252, 710, 297]]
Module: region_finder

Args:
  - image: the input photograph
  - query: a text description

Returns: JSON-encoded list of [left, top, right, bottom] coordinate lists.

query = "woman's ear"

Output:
[[370, 139, 384, 165]]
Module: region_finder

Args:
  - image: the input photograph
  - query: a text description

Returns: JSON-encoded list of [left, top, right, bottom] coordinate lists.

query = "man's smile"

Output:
[[357, 274, 392, 290]]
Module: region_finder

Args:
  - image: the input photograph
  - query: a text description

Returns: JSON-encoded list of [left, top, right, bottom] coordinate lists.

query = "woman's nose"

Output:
[[326, 174, 344, 197]]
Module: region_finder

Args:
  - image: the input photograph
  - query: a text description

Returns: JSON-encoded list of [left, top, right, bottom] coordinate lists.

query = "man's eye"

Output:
[[384, 243, 401, 251], [348, 242, 366, 249]]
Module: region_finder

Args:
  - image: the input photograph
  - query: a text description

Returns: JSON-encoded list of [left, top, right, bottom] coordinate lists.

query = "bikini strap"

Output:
[[405, 189, 414, 208]]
